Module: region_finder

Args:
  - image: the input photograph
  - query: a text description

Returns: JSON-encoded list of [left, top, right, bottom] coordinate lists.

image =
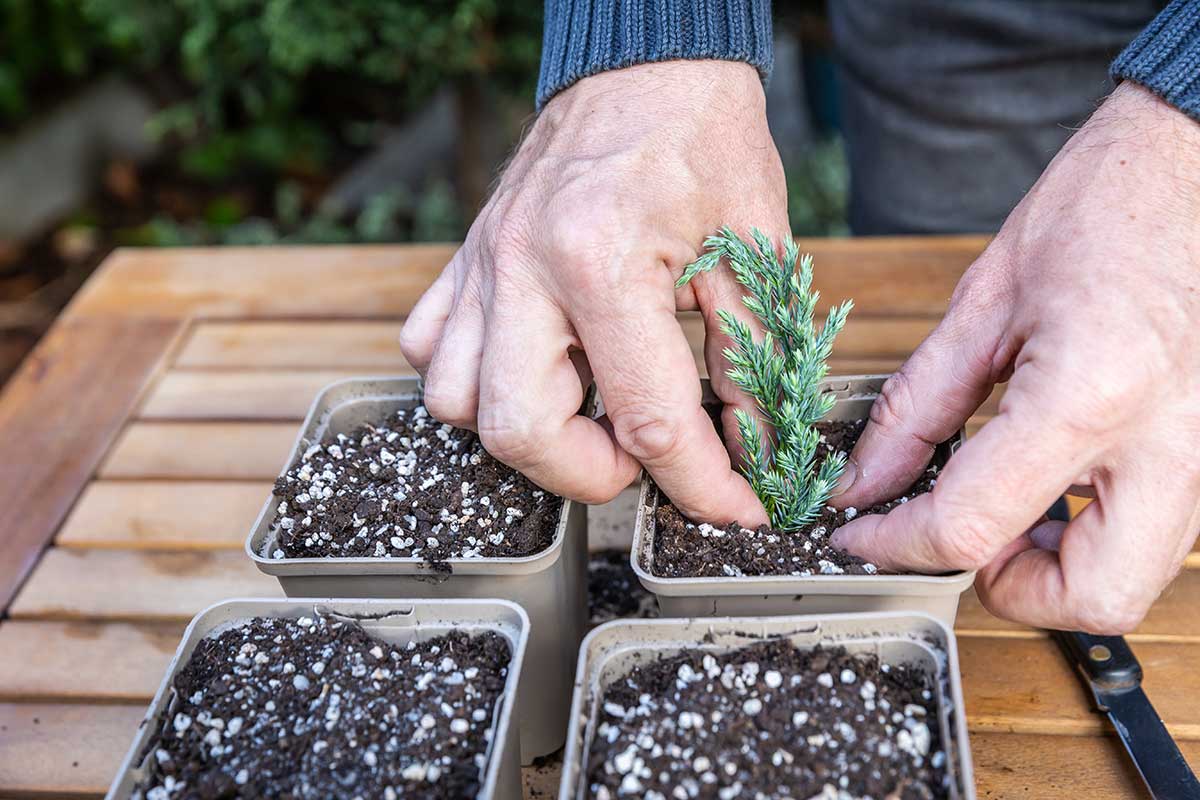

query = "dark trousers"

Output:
[[829, 0, 1163, 234]]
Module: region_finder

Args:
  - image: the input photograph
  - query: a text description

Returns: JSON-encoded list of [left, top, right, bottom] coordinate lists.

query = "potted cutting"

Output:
[[107, 599, 528, 800], [632, 229, 972, 623], [560, 612, 974, 800], [245, 378, 589, 761]]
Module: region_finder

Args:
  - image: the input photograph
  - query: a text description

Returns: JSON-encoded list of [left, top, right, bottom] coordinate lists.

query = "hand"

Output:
[[399, 60, 784, 524], [830, 82, 1200, 634]]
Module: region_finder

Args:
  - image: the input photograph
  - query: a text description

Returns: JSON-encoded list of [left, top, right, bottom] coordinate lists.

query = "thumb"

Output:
[[831, 301, 1005, 509]]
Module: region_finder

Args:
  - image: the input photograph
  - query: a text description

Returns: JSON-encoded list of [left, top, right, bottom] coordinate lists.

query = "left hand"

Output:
[[830, 81, 1200, 635]]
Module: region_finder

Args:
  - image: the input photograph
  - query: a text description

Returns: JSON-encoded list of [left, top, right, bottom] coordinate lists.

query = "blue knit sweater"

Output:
[[537, 0, 1200, 121]]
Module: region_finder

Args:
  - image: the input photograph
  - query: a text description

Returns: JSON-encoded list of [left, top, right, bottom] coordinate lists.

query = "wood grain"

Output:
[[0, 316, 181, 610], [174, 316, 941, 370], [0, 620, 183, 701], [72, 237, 987, 319], [9, 548, 281, 621], [0, 702, 145, 797], [960, 636, 1200, 739], [138, 369, 383, 420], [100, 422, 298, 479], [958, 571, 1200, 641], [55, 481, 269, 549]]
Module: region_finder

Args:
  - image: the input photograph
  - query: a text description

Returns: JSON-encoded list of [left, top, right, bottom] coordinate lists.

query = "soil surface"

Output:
[[586, 640, 948, 799], [651, 419, 940, 578], [271, 404, 562, 563], [132, 614, 511, 799], [588, 549, 658, 626]]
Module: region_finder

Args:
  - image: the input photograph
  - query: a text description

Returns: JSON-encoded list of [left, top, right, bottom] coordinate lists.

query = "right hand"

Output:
[[399, 60, 785, 524]]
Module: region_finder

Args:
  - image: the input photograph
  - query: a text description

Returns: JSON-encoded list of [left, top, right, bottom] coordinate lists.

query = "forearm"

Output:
[[536, 0, 774, 109], [1112, 0, 1200, 121]]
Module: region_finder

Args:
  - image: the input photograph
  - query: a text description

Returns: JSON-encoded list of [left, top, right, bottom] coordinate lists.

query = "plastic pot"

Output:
[[559, 611, 974, 800], [245, 377, 587, 761], [107, 598, 529, 800], [631, 375, 973, 625]]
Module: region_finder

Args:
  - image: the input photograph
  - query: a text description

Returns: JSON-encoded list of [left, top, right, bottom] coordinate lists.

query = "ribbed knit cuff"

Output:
[[1111, 0, 1200, 121], [536, 0, 773, 110]]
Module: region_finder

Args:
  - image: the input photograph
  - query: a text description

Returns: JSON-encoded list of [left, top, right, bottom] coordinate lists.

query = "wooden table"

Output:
[[0, 239, 1196, 798]]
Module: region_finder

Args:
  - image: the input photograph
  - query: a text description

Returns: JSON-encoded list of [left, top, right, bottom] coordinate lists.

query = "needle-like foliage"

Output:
[[677, 227, 854, 531]]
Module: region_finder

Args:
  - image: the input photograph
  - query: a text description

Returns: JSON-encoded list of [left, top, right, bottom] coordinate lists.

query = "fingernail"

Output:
[[1029, 520, 1066, 552], [830, 458, 858, 497]]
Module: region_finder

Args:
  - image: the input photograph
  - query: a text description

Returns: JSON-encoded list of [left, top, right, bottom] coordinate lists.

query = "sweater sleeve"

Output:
[[536, 0, 773, 110], [1111, 0, 1200, 120]]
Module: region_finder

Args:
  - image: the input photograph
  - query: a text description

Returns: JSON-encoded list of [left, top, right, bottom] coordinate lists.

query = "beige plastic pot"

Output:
[[106, 598, 529, 800], [245, 377, 587, 761], [559, 612, 974, 800], [632, 376, 974, 625]]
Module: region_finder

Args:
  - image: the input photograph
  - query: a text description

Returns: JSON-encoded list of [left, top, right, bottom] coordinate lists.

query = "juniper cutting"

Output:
[[678, 227, 853, 531]]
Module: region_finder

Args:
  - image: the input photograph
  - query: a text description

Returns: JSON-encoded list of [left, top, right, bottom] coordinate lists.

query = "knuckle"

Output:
[[870, 370, 920, 435], [1073, 589, 1149, 636], [926, 502, 998, 571], [612, 410, 682, 465], [423, 385, 475, 428], [478, 412, 543, 467], [397, 322, 426, 365]]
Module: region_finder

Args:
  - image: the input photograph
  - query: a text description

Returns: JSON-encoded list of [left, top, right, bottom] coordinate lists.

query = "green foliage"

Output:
[[0, 0, 109, 124], [678, 228, 854, 531], [786, 137, 850, 238], [79, 0, 542, 178]]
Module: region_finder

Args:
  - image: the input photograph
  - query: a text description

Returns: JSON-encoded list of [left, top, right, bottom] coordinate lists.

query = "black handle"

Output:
[[1053, 630, 1143, 691]]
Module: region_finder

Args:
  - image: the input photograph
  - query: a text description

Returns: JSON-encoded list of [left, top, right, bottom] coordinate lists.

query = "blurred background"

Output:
[[0, 0, 847, 387]]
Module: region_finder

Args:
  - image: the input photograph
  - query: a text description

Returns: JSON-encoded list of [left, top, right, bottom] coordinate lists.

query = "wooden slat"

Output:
[[56, 481, 269, 550], [72, 237, 987, 319], [958, 570, 1200, 641], [138, 369, 387, 420], [0, 316, 181, 611], [9, 549, 282, 621], [0, 703, 145, 797], [961, 636, 1200, 739], [175, 316, 940, 370], [176, 320, 407, 369], [100, 422, 297, 479], [970, 732, 1200, 799], [0, 621, 183, 702]]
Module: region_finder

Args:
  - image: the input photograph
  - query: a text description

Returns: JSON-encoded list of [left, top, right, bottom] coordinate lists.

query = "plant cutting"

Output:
[[112, 600, 528, 800], [245, 377, 588, 762], [653, 228, 947, 579]]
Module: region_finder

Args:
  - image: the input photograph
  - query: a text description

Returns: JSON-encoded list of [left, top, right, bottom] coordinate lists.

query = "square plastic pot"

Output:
[[632, 376, 974, 625], [245, 377, 587, 761], [107, 598, 529, 800], [559, 611, 974, 800]]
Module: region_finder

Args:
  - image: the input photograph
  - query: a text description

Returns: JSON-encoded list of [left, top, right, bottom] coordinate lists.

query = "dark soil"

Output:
[[651, 418, 940, 578], [588, 549, 658, 627], [270, 404, 562, 563], [586, 640, 948, 799], [132, 615, 511, 799]]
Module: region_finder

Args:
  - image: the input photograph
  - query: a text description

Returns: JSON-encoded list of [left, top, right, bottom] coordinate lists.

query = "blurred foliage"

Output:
[[115, 176, 462, 247], [786, 137, 849, 237], [82, 0, 543, 179], [0, 0, 108, 123]]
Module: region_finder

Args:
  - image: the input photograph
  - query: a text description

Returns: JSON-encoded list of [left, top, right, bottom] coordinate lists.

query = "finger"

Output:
[[573, 264, 767, 527], [832, 299, 1007, 510], [477, 292, 639, 504], [399, 257, 459, 376], [831, 397, 1093, 573], [975, 466, 1191, 634], [423, 277, 485, 430]]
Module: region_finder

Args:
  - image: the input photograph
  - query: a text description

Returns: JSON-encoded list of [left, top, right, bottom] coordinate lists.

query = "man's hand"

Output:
[[831, 82, 1200, 635], [399, 60, 783, 525]]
